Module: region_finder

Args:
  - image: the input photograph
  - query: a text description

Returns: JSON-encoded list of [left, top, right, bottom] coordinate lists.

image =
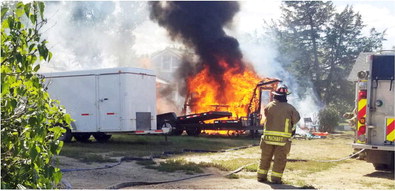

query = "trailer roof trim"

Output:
[[41, 67, 156, 78]]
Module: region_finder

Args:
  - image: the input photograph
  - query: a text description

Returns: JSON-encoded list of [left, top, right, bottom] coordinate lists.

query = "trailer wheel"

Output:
[[161, 121, 183, 136], [73, 133, 91, 142], [186, 128, 201, 136], [373, 163, 389, 171], [59, 126, 72, 143], [93, 133, 112, 142]]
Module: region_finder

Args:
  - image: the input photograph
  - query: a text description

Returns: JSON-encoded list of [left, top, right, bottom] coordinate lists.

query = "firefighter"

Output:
[[257, 84, 300, 184]]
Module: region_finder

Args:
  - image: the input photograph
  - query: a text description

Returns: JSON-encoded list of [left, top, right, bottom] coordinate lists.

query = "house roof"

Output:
[[151, 47, 184, 59]]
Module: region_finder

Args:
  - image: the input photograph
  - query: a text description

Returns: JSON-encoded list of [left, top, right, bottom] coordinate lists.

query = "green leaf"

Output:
[[33, 65, 40, 72], [29, 14, 37, 25], [16, 7, 24, 18], [35, 145, 41, 153], [47, 52, 52, 62], [28, 44, 35, 52], [38, 2, 45, 20], [24, 3, 31, 18], [52, 170, 62, 184], [63, 114, 72, 124], [1, 7, 8, 20], [28, 117, 37, 126], [16, 2, 24, 9], [7, 17, 14, 29], [10, 99, 17, 109], [2, 19, 9, 29], [30, 146, 38, 160], [42, 47, 48, 60]]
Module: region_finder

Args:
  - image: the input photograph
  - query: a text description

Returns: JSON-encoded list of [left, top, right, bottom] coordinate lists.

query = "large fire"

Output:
[[187, 59, 262, 116], [186, 58, 264, 135]]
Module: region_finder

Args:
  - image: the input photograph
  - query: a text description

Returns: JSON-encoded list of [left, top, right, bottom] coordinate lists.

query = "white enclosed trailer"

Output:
[[43, 67, 167, 142]]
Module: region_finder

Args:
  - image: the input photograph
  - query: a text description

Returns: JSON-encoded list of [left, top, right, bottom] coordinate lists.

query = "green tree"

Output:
[[271, 1, 334, 98], [1, 2, 71, 189], [268, 1, 384, 114], [322, 6, 384, 112]]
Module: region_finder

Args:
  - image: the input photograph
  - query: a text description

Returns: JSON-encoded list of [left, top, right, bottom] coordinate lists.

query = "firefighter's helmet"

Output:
[[272, 84, 291, 96]]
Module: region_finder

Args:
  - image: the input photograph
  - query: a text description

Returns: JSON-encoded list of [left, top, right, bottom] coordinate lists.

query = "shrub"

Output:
[[318, 106, 340, 133], [1, 2, 71, 189]]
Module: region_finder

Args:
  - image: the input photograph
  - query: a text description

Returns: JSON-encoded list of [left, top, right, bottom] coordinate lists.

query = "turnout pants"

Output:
[[257, 140, 291, 182]]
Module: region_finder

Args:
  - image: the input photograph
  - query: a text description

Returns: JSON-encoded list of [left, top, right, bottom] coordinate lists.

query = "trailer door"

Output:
[[98, 74, 121, 132]]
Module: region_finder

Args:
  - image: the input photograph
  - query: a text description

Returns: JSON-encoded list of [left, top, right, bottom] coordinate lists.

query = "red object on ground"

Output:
[[312, 132, 329, 136]]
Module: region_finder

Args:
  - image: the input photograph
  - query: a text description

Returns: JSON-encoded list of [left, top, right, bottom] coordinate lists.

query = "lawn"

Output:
[[59, 134, 259, 162]]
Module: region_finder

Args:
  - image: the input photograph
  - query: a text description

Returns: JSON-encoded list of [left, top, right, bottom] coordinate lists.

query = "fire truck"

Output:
[[157, 79, 281, 137], [348, 51, 394, 171]]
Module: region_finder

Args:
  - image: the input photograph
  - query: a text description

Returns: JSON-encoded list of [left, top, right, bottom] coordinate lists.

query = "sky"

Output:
[[131, 0, 395, 55], [38, 0, 395, 66]]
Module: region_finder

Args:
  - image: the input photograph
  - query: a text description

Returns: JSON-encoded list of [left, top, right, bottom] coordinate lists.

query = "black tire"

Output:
[[73, 133, 91, 142], [161, 121, 183, 136], [186, 128, 201, 136], [93, 132, 112, 142], [373, 163, 388, 171], [59, 126, 72, 143], [171, 128, 184, 136]]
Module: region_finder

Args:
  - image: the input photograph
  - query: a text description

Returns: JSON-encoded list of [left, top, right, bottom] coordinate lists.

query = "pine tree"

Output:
[[269, 1, 385, 114]]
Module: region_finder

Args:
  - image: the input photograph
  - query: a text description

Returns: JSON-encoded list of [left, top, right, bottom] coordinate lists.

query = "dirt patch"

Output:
[[57, 156, 202, 189], [126, 167, 302, 190], [298, 160, 395, 190]]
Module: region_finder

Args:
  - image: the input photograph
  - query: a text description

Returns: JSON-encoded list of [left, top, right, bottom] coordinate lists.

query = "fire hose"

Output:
[[106, 173, 213, 189]]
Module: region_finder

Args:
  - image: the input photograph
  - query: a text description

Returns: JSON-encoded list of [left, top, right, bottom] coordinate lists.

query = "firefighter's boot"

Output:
[[257, 176, 267, 183], [257, 169, 268, 183], [271, 178, 283, 184]]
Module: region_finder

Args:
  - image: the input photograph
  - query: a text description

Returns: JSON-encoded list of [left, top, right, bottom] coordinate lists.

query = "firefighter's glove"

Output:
[[292, 129, 296, 136]]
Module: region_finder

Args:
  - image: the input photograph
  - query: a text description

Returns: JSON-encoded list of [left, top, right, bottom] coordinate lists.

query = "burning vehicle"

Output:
[[157, 78, 281, 136]]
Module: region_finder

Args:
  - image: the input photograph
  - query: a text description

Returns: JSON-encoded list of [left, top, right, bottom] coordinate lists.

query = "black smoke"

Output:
[[149, 1, 246, 95]]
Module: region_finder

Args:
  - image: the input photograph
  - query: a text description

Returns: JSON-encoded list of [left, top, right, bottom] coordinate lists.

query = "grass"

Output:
[[225, 173, 240, 179], [199, 158, 258, 171], [60, 134, 258, 163], [286, 160, 341, 173], [60, 148, 118, 163], [138, 159, 204, 175], [80, 154, 118, 163]]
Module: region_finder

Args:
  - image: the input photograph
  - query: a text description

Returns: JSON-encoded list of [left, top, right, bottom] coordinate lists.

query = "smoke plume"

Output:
[[149, 2, 247, 100], [41, 1, 147, 72]]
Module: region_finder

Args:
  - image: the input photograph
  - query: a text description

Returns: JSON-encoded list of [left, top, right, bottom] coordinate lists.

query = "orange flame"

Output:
[[186, 58, 262, 119]]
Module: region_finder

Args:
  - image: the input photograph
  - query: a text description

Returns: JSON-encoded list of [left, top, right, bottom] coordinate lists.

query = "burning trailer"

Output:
[[157, 79, 282, 137]]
